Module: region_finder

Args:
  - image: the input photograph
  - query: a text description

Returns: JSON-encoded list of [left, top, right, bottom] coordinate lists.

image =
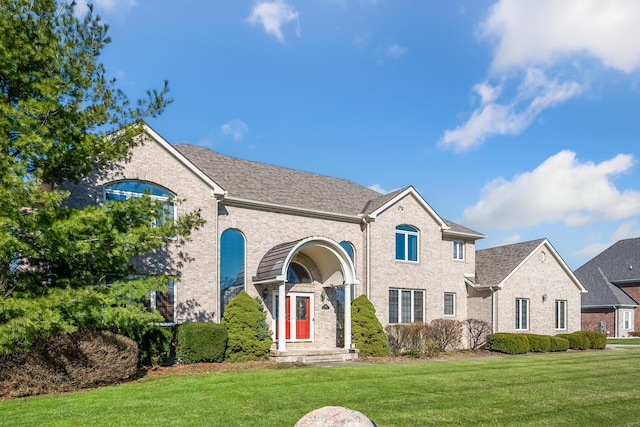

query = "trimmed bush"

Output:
[[575, 330, 606, 349], [549, 336, 570, 352], [385, 323, 441, 358], [464, 318, 492, 350], [352, 295, 390, 356], [222, 291, 272, 362], [0, 330, 138, 399], [175, 322, 227, 363], [139, 326, 174, 366], [523, 334, 551, 353], [431, 318, 463, 351], [556, 333, 590, 350], [486, 333, 529, 354]]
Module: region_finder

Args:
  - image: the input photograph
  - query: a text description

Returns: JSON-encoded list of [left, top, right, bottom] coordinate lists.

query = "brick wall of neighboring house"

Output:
[[581, 308, 615, 336], [617, 284, 640, 333], [366, 193, 476, 331], [494, 246, 582, 335], [64, 135, 220, 323]]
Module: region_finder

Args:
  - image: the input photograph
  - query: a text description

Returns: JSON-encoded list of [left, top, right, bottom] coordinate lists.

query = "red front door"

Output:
[[275, 294, 312, 341]]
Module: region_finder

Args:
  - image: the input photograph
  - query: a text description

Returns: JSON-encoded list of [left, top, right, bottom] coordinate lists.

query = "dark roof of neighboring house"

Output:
[[475, 239, 546, 286], [174, 143, 484, 237], [574, 237, 640, 307]]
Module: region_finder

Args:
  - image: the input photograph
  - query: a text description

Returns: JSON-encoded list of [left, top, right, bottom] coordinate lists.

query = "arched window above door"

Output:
[[286, 262, 312, 284]]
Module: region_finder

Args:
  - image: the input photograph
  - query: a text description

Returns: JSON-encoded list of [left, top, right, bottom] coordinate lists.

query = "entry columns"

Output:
[[344, 284, 352, 349], [278, 281, 286, 351]]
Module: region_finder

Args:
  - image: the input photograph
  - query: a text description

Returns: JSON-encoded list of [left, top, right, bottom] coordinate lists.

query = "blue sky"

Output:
[[80, 0, 640, 270]]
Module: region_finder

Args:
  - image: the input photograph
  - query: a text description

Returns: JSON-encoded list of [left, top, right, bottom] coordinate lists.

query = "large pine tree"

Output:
[[0, 0, 203, 352]]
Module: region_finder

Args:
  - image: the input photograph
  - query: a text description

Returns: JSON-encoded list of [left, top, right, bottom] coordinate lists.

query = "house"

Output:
[[575, 237, 640, 337], [65, 124, 585, 361], [468, 239, 586, 335]]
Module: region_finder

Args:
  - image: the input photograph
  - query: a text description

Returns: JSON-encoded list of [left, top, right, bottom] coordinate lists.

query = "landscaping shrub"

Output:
[[0, 330, 138, 399], [523, 334, 551, 352], [385, 323, 440, 358], [431, 318, 463, 351], [549, 336, 570, 352], [464, 318, 492, 350], [486, 333, 529, 354], [175, 322, 227, 363], [222, 291, 272, 362], [556, 333, 590, 350], [575, 330, 606, 349], [351, 295, 390, 356], [139, 325, 174, 366]]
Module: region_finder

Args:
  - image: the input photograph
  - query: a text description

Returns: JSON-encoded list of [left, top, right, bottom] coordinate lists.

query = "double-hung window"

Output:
[[389, 289, 424, 323], [515, 298, 528, 330], [453, 240, 464, 260], [444, 292, 456, 316], [555, 300, 567, 330], [623, 311, 632, 330], [395, 225, 419, 262]]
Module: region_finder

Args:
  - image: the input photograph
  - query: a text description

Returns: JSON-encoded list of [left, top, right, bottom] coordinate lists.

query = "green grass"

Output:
[[607, 338, 640, 345], [2, 350, 640, 426]]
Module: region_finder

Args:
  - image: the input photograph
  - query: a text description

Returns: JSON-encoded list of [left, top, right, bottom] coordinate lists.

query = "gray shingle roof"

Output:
[[574, 237, 640, 307], [475, 239, 546, 286], [174, 143, 483, 239]]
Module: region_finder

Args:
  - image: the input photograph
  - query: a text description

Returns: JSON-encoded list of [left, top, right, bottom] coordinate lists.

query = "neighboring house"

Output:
[[468, 239, 586, 336], [575, 238, 640, 337], [65, 124, 585, 361]]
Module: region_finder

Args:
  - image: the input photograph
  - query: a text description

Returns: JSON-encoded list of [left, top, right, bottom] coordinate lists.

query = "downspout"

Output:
[[490, 286, 497, 333], [614, 305, 619, 338], [366, 219, 371, 298]]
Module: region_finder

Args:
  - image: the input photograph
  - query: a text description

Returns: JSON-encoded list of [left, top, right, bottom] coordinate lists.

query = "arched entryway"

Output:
[[253, 236, 359, 352]]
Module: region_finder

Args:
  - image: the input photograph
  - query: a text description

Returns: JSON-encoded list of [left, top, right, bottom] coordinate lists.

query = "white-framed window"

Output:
[[146, 279, 175, 324], [453, 240, 464, 260], [444, 292, 456, 316], [389, 289, 424, 323], [555, 300, 567, 330], [515, 298, 529, 330], [623, 311, 632, 330], [395, 225, 419, 262], [104, 180, 175, 224]]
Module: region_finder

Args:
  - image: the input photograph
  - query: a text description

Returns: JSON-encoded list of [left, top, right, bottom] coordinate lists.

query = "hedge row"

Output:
[[487, 331, 606, 354]]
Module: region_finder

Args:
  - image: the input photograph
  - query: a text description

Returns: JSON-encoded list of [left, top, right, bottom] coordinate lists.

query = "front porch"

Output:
[[270, 347, 359, 364]]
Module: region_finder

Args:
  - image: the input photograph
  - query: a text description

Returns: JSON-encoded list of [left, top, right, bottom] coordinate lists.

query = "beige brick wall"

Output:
[[494, 246, 583, 335], [366, 194, 476, 329]]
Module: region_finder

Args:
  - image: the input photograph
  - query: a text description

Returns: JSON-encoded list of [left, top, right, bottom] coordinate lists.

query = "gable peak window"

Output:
[[395, 224, 419, 262]]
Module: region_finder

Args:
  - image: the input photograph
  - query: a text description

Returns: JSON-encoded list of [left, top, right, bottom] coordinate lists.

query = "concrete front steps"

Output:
[[270, 348, 359, 364]]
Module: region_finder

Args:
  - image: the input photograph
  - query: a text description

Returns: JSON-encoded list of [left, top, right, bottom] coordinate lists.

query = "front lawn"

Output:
[[1, 350, 640, 426], [607, 338, 640, 345]]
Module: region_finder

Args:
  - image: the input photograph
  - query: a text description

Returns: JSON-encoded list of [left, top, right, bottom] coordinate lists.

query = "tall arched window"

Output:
[[220, 229, 245, 317], [104, 180, 175, 223], [395, 224, 419, 262]]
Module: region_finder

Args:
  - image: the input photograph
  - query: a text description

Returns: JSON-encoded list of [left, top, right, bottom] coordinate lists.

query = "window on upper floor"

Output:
[[104, 180, 175, 224], [444, 292, 456, 316], [395, 225, 419, 262], [515, 298, 529, 331], [555, 300, 567, 330], [453, 240, 464, 260], [389, 288, 424, 324]]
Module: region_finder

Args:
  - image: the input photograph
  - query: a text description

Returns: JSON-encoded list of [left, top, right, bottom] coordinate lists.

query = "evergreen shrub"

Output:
[[222, 291, 272, 362], [523, 334, 551, 352], [352, 295, 390, 356], [549, 336, 570, 352], [575, 330, 606, 349], [486, 333, 529, 354], [139, 326, 174, 366], [175, 322, 227, 363], [556, 333, 590, 350]]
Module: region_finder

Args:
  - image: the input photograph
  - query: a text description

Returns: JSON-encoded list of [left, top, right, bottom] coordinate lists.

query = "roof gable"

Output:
[[476, 238, 586, 292]]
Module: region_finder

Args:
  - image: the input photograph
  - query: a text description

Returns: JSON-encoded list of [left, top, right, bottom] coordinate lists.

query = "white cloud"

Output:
[[442, 0, 640, 151], [247, 1, 300, 42], [463, 150, 640, 229], [221, 120, 249, 141], [572, 220, 640, 259], [480, 0, 640, 73], [498, 234, 522, 246], [385, 44, 408, 60], [440, 69, 583, 151], [368, 184, 390, 194]]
